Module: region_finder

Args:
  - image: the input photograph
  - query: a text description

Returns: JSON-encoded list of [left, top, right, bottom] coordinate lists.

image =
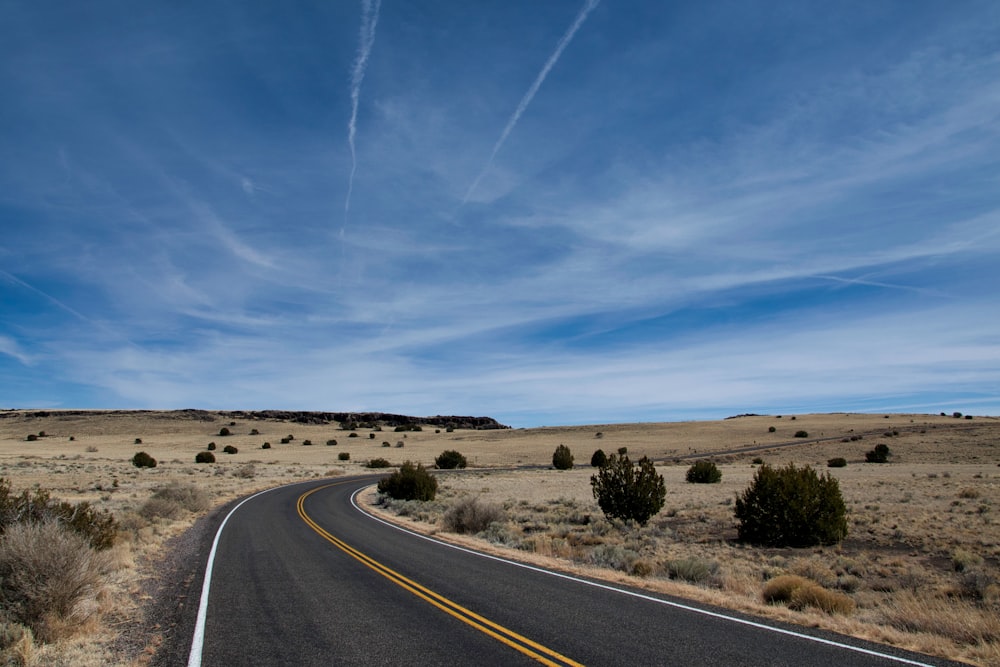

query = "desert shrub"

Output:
[[377, 461, 437, 501], [280, 437, 291, 444], [735, 463, 847, 547], [665, 557, 719, 583], [588, 544, 640, 572], [590, 454, 666, 526], [685, 460, 722, 484], [369, 433, 375, 439], [138, 497, 184, 521], [207, 441, 217, 451], [149, 483, 210, 513], [768, 426, 776, 433], [762, 574, 855, 615], [827, 457, 847, 468], [195, 451, 216, 464], [617, 447, 628, 455], [338, 452, 350, 461], [302, 439, 313, 446], [382, 441, 391, 447], [552, 444, 574, 470], [396, 441, 405, 448], [262, 442, 271, 449], [590, 449, 607, 467], [435, 450, 467, 469], [393, 424, 422, 432], [326, 439, 337, 446], [794, 430, 808, 438], [752, 457, 764, 465], [219, 427, 230, 437], [25, 434, 37, 442], [445, 426, 454, 433], [131, 451, 157, 468], [367, 458, 391, 468], [0, 521, 107, 642], [953, 412, 963, 418], [233, 464, 256, 479], [348, 432, 358, 438], [865, 443, 891, 463], [222, 444, 238, 455], [134, 438, 142, 444], [250, 428, 259, 435], [442, 496, 505, 534], [0, 479, 117, 551]]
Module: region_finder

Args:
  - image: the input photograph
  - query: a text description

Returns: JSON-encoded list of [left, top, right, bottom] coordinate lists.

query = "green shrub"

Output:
[[25, 434, 37, 442], [262, 442, 271, 449], [338, 452, 350, 461], [367, 458, 391, 468], [219, 427, 231, 437], [794, 430, 809, 438], [686, 460, 722, 484], [382, 441, 391, 447], [865, 443, 891, 463], [207, 441, 217, 451], [735, 463, 847, 547], [394, 424, 423, 432], [552, 444, 574, 470], [131, 451, 157, 468], [0, 478, 117, 551], [377, 461, 437, 501], [435, 450, 467, 469], [326, 439, 337, 446], [369, 433, 376, 439], [195, 451, 216, 464], [250, 428, 259, 435], [827, 457, 847, 468], [591, 449, 607, 467], [280, 437, 291, 444], [302, 439, 313, 446], [348, 432, 358, 438], [768, 426, 776, 433], [222, 444, 238, 455], [590, 454, 665, 525], [134, 438, 142, 444], [442, 496, 504, 534]]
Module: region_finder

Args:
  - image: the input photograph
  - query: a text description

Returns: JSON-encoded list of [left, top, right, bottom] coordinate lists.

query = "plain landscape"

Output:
[[0, 409, 997, 666]]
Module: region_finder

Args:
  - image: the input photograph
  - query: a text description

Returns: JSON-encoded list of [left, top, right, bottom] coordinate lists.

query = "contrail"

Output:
[[462, 0, 599, 205], [344, 0, 382, 215]]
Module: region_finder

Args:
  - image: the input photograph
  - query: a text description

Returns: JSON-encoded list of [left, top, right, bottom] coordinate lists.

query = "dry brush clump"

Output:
[[762, 574, 855, 615], [442, 496, 505, 535]]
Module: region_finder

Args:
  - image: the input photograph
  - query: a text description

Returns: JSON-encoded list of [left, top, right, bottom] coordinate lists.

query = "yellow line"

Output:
[[296, 483, 584, 667]]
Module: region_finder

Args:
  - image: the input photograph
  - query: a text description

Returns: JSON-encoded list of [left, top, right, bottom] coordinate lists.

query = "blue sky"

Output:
[[1, 1, 998, 426]]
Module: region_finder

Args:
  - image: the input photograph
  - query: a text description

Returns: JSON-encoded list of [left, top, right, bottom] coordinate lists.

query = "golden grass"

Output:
[[1, 410, 998, 665]]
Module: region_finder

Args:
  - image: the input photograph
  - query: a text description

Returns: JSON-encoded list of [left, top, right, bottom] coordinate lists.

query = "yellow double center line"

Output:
[[296, 483, 583, 667]]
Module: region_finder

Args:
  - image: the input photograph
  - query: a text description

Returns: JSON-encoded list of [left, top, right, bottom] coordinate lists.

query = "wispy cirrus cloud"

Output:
[[462, 0, 600, 205], [344, 0, 382, 218]]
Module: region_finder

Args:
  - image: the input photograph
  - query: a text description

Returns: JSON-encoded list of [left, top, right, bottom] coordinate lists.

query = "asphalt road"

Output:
[[183, 476, 962, 667]]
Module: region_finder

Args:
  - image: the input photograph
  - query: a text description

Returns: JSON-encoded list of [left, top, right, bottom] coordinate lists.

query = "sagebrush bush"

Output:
[[367, 458, 391, 468], [149, 483, 211, 513], [768, 426, 776, 433], [377, 461, 437, 501], [326, 439, 337, 446], [435, 450, 467, 469], [0, 478, 117, 551], [794, 430, 809, 438], [827, 457, 847, 468], [590, 454, 665, 525], [442, 496, 505, 534], [219, 427, 230, 437], [685, 460, 722, 484], [207, 442, 216, 451], [552, 444, 574, 470], [302, 439, 313, 446], [0, 521, 108, 643], [223, 445, 238, 455], [338, 452, 350, 461], [262, 442, 271, 449], [590, 449, 607, 467], [665, 557, 719, 583], [131, 451, 157, 468], [735, 463, 847, 547], [195, 451, 216, 464]]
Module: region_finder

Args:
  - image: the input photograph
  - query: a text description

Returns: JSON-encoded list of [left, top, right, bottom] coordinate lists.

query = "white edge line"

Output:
[[350, 486, 938, 667], [186, 479, 321, 667]]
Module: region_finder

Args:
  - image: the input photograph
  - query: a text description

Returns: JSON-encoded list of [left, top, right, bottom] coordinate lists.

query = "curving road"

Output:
[[178, 476, 960, 666]]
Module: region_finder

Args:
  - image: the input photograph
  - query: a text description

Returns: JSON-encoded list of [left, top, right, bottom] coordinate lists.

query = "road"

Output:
[[181, 476, 960, 666]]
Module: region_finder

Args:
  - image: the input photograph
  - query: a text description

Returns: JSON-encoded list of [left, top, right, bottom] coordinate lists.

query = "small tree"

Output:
[[685, 460, 721, 483], [590, 449, 607, 467], [435, 450, 467, 469], [590, 454, 665, 526], [552, 444, 574, 470], [132, 451, 157, 468], [377, 461, 437, 501], [865, 443, 891, 463], [734, 463, 847, 547]]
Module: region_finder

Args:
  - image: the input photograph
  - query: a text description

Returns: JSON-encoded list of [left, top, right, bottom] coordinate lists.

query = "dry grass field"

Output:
[[0, 410, 997, 665]]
